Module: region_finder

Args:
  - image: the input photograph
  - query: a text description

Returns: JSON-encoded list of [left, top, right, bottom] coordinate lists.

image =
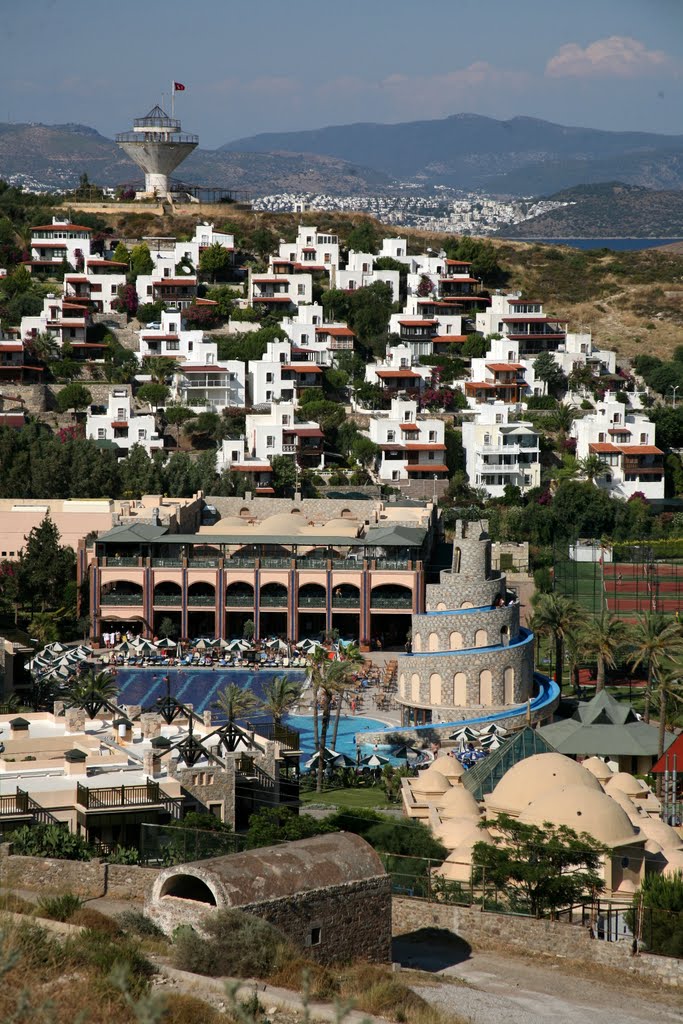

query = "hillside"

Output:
[[0, 122, 391, 195], [495, 183, 683, 239], [221, 113, 683, 194]]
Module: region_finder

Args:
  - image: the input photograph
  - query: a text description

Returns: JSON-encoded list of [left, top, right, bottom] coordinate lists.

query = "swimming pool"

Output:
[[113, 667, 390, 759]]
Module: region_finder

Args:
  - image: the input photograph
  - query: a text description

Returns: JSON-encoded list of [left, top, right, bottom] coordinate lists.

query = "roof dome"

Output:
[[582, 756, 613, 782], [411, 769, 450, 796], [435, 785, 481, 820], [437, 828, 493, 881], [606, 787, 643, 824], [434, 816, 482, 849], [486, 753, 603, 815], [519, 784, 641, 848], [429, 755, 465, 781], [637, 816, 683, 851], [605, 772, 645, 798]]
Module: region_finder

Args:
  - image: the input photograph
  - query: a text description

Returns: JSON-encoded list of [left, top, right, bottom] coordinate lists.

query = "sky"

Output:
[[2, 0, 683, 148]]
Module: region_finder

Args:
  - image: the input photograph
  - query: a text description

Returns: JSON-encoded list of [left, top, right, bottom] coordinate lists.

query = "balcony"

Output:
[[260, 594, 288, 607], [100, 593, 144, 606], [298, 594, 326, 607], [106, 556, 139, 567], [332, 596, 359, 608], [226, 557, 256, 568], [281, 444, 297, 454], [152, 557, 183, 568], [370, 596, 413, 609], [261, 557, 291, 569], [297, 558, 328, 569], [154, 594, 182, 606], [76, 780, 181, 814], [188, 557, 219, 568], [375, 559, 411, 570], [225, 594, 255, 606], [187, 594, 215, 607]]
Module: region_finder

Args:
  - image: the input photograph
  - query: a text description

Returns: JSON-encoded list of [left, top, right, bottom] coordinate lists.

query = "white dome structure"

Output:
[[411, 769, 450, 797], [429, 755, 465, 781], [605, 772, 645, 798], [582, 756, 613, 782], [637, 816, 683, 851], [437, 828, 493, 882], [519, 784, 641, 848], [485, 752, 603, 816], [435, 785, 481, 820], [606, 787, 644, 825], [434, 817, 483, 850]]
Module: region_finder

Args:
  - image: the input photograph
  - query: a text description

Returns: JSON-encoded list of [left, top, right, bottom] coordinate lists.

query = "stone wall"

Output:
[[392, 897, 683, 988], [1, 384, 47, 416], [0, 847, 157, 901], [410, 604, 519, 652], [426, 570, 506, 611]]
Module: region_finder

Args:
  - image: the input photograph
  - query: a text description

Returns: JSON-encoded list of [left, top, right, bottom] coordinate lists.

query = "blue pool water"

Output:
[[113, 667, 390, 759]]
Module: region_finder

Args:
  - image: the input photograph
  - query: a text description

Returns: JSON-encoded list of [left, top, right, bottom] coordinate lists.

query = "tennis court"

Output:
[[554, 557, 683, 618]]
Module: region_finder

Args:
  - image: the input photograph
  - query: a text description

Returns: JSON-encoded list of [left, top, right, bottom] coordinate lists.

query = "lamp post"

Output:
[[672, 386, 679, 410]]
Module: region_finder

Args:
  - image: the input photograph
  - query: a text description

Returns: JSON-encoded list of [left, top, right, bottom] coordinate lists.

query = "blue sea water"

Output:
[[525, 238, 683, 251], [113, 667, 390, 758]]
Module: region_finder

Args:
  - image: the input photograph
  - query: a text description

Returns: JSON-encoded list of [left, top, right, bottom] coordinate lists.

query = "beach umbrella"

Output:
[[391, 744, 421, 761], [360, 752, 390, 768], [46, 642, 68, 654], [266, 638, 288, 652], [156, 638, 177, 650], [478, 722, 507, 737], [227, 639, 250, 652], [479, 736, 500, 751], [449, 726, 478, 742], [303, 747, 343, 770], [213, 638, 231, 649], [194, 639, 210, 651], [298, 638, 323, 652], [116, 640, 136, 653]]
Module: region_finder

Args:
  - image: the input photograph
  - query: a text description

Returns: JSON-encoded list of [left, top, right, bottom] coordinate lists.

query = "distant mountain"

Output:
[[221, 113, 683, 194], [495, 182, 683, 238], [0, 122, 391, 195]]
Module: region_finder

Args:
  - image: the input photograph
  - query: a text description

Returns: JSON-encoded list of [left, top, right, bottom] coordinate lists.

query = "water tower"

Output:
[[116, 105, 198, 198]]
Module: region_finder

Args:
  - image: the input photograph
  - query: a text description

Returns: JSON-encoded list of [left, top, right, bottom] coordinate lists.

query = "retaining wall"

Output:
[[392, 896, 682, 988], [0, 847, 157, 901]]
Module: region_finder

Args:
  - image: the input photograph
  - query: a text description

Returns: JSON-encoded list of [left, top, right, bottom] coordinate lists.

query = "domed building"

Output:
[[484, 752, 603, 817], [395, 520, 548, 727]]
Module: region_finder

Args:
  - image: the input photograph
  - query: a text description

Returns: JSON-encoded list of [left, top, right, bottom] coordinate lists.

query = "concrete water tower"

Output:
[[116, 105, 198, 198]]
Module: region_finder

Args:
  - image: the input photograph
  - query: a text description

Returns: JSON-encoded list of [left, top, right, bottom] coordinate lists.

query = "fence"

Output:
[[554, 547, 683, 617], [139, 821, 247, 867]]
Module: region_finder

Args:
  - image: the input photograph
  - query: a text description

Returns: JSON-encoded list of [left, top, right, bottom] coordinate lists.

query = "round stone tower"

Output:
[[396, 519, 536, 726], [116, 105, 198, 198]]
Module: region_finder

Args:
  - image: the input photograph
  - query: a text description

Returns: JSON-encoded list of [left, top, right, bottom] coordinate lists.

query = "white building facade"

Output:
[[461, 402, 541, 498]]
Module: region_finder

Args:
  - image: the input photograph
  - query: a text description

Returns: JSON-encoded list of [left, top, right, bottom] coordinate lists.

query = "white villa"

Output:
[[461, 402, 541, 498], [365, 396, 448, 491], [572, 397, 665, 500], [86, 387, 162, 456]]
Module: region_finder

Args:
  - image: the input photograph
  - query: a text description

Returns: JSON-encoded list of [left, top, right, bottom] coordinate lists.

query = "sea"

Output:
[[517, 238, 683, 251]]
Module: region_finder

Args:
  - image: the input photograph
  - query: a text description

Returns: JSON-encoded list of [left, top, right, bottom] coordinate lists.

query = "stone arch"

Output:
[[504, 666, 515, 703], [410, 673, 420, 703], [428, 631, 439, 651], [453, 672, 467, 704], [413, 633, 422, 653], [500, 624, 510, 647], [437, 602, 447, 611], [429, 673, 442, 704], [449, 631, 463, 650], [159, 875, 217, 904], [479, 669, 493, 705], [453, 547, 461, 573], [474, 628, 488, 648], [460, 601, 473, 609]]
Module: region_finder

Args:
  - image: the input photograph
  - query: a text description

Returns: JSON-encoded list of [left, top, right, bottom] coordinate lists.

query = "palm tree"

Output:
[[142, 356, 180, 384], [532, 593, 584, 688], [580, 611, 627, 692], [550, 405, 575, 437], [66, 669, 118, 717], [214, 683, 259, 726], [309, 656, 355, 793], [627, 613, 683, 723], [261, 674, 302, 727], [649, 659, 683, 795], [579, 455, 608, 484], [331, 644, 363, 750]]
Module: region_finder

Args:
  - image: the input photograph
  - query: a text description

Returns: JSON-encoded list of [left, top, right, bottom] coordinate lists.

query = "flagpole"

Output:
[[171, 81, 174, 120]]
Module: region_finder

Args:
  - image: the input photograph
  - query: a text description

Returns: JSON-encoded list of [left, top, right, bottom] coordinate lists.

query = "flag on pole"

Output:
[[173, 82, 186, 91]]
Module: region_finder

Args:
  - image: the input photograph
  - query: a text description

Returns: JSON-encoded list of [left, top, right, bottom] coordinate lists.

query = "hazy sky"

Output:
[[3, 0, 683, 148]]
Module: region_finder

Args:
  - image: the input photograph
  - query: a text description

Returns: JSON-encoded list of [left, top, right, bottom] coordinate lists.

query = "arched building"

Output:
[[396, 519, 535, 725]]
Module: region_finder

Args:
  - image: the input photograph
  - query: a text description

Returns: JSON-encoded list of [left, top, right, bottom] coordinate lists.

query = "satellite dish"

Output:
[[182, 266, 192, 274]]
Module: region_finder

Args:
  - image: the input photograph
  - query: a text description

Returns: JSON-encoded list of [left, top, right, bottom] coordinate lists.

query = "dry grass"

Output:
[[158, 992, 227, 1023]]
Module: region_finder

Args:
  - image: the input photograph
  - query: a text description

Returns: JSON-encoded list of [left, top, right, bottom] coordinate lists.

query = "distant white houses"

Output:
[[217, 400, 324, 482], [86, 387, 162, 456], [27, 218, 93, 272], [364, 396, 448, 490], [572, 396, 664, 500], [249, 337, 322, 407]]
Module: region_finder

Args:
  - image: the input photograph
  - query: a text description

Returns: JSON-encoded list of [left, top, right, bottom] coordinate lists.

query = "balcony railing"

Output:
[[281, 444, 297, 454], [298, 594, 326, 607], [225, 593, 255, 606], [297, 558, 327, 569], [188, 557, 220, 568], [260, 594, 288, 607], [332, 596, 360, 608], [76, 780, 176, 810], [187, 594, 215, 606], [261, 557, 291, 568], [226, 557, 256, 568], [370, 596, 413, 609], [152, 557, 183, 568], [154, 593, 182, 606], [100, 593, 144, 605], [106, 556, 139, 567], [375, 559, 411, 570]]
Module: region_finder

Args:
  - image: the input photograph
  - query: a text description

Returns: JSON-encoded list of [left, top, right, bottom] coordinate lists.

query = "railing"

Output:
[[77, 780, 169, 810], [226, 557, 256, 568], [331, 558, 363, 570], [298, 594, 326, 607], [225, 593, 255, 606], [154, 593, 182, 606], [100, 593, 144, 605], [375, 559, 411, 570], [281, 444, 297, 454], [106, 557, 140, 567], [260, 594, 288, 607], [187, 594, 215, 606], [260, 557, 291, 568], [332, 596, 360, 608], [16, 788, 64, 827], [257, 723, 301, 750], [0, 794, 29, 817], [152, 558, 183, 568], [235, 757, 276, 791], [297, 558, 327, 569], [370, 596, 413, 609], [188, 557, 220, 568]]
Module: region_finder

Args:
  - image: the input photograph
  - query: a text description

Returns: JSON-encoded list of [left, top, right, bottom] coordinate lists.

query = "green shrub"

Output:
[[533, 566, 553, 594], [525, 395, 558, 409], [36, 893, 83, 922], [105, 845, 139, 865], [117, 909, 165, 938], [11, 823, 92, 860], [172, 909, 293, 979], [65, 930, 155, 993]]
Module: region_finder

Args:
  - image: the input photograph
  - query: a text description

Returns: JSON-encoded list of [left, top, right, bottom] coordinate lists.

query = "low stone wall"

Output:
[[0, 847, 157, 901], [392, 897, 683, 988]]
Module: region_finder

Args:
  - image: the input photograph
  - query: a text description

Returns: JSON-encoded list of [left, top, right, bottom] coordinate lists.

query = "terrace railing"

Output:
[[187, 594, 216, 606], [298, 594, 326, 607], [332, 595, 360, 608], [370, 595, 413, 609], [76, 780, 180, 811], [100, 593, 144, 606], [153, 594, 183, 606], [260, 594, 288, 607], [225, 594, 255, 606]]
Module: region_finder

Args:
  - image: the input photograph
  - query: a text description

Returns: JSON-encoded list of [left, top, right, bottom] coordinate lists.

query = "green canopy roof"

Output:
[[537, 690, 674, 757]]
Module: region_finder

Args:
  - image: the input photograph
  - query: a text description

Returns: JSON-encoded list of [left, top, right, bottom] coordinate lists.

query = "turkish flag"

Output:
[[173, 82, 186, 91]]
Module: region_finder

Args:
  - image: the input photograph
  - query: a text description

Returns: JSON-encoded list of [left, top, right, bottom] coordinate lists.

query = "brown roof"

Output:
[[486, 363, 525, 372], [619, 445, 663, 455], [589, 442, 619, 453], [282, 364, 322, 373], [399, 423, 420, 431], [32, 224, 92, 232], [376, 369, 421, 379], [405, 463, 449, 473], [405, 443, 447, 451]]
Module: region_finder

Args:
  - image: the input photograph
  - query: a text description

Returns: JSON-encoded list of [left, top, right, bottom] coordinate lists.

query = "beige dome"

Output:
[[605, 772, 645, 798], [437, 828, 493, 882], [486, 753, 603, 815], [519, 784, 640, 848], [607, 787, 643, 824], [435, 785, 481, 820], [638, 817, 683, 851], [411, 769, 450, 796], [582, 756, 613, 782], [430, 755, 465, 780], [434, 817, 482, 849]]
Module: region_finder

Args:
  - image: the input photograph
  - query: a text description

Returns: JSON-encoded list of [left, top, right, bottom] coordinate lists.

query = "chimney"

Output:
[[65, 708, 86, 733], [8, 717, 30, 740], [113, 717, 133, 743], [64, 748, 88, 776], [140, 713, 162, 739]]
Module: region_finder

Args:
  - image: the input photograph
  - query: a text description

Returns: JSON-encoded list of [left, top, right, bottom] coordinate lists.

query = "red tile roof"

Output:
[[486, 363, 525, 372], [399, 319, 437, 326], [405, 463, 448, 473], [291, 427, 324, 437], [316, 326, 354, 336], [33, 242, 67, 248], [589, 442, 619, 453], [618, 445, 663, 455], [399, 423, 420, 431], [405, 443, 447, 451], [465, 381, 497, 390], [608, 428, 631, 435], [376, 369, 421, 379], [433, 335, 467, 342], [282, 364, 322, 373], [32, 224, 92, 232]]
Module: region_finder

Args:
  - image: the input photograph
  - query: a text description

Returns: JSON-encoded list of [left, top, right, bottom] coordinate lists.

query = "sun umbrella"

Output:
[[116, 640, 136, 653], [265, 638, 288, 652], [360, 752, 390, 768], [391, 745, 421, 761], [303, 747, 343, 770], [449, 726, 479, 742], [227, 639, 250, 652], [45, 642, 68, 654], [478, 722, 507, 737], [194, 639, 210, 651], [156, 637, 177, 650], [213, 638, 231, 649], [298, 638, 324, 652]]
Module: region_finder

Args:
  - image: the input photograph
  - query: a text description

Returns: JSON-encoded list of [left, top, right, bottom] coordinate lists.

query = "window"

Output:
[[138, 429, 147, 440], [392, 470, 400, 480], [117, 408, 126, 419], [111, 284, 117, 294], [209, 803, 223, 820], [266, 391, 272, 401], [166, 340, 179, 351], [282, 414, 290, 424], [266, 435, 275, 448], [309, 927, 321, 946], [495, 414, 503, 424], [387, 430, 395, 442], [429, 430, 437, 442], [428, 452, 435, 460], [266, 372, 273, 382], [297, 284, 305, 295], [301, 333, 308, 343], [231, 450, 239, 461], [640, 433, 647, 443], [97, 428, 105, 439], [598, 432, 605, 442], [169, 322, 177, 332]]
